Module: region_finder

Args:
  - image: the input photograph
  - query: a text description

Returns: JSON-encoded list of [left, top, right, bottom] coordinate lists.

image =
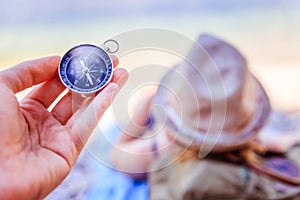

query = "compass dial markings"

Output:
[[59, 44, 114, 93]]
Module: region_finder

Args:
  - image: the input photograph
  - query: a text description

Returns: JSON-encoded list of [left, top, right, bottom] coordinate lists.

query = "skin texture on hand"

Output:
[[0, 56, 128, 199]]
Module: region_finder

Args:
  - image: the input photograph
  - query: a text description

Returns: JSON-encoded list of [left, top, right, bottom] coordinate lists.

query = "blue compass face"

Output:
[[59, 44, 113, 93]]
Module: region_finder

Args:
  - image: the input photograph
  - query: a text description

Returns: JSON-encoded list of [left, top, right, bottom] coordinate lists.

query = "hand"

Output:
[[0, 56, 128, 199], [111, 90, 175, 180]]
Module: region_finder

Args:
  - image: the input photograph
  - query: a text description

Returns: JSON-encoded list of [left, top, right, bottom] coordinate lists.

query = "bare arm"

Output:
[[110, 95, 155, 180]]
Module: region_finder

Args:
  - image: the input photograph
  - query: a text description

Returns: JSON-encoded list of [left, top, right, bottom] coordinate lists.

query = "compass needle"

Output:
[[79, 60, 87, 69], [86, 73, 94, 85], [58, 43, 116, 95]]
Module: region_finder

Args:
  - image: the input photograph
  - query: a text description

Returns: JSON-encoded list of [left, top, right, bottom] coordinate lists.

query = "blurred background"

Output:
[[0, 0, 299, 110]]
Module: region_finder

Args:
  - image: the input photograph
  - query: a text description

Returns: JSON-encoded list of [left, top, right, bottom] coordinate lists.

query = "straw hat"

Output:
[[152, 34, 270, 152]]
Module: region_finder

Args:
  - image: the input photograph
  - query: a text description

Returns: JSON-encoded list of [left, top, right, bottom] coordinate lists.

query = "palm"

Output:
[[0, 56, 127, 199], [2, 93, 73, 198]]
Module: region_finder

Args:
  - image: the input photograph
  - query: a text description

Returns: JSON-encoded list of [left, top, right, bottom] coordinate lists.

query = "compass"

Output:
[[58, 41, 118, 95]]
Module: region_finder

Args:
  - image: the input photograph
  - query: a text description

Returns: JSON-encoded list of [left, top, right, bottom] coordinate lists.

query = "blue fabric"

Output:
[[86, 161, 148, 200], [85, 126, 149, 200]]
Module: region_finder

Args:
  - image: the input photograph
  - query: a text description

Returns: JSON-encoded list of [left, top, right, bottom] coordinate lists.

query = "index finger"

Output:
[[0, 56, 61, 93]]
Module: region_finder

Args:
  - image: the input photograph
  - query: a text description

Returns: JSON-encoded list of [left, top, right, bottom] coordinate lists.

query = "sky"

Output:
[[0, 0, 297, 25], [0, 0, 299, 110], [0, 0, 299, 66]]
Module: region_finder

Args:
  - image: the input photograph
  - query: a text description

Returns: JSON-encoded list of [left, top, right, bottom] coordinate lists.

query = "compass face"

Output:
[[59, 44, 113, 94]]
